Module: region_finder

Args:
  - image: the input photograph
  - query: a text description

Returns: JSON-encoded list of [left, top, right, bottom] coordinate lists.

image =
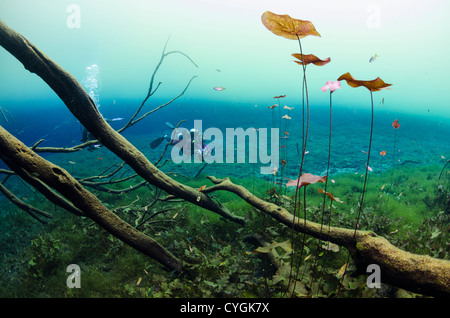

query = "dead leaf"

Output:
[[321, 241, 340, 252], [338, 72, 392, 92], [337, 263, 349, 278], [261, 11, 320, 40], [292, 53, 331, 66], [286, 173, 327, 188], [318, 188, 344, 203]]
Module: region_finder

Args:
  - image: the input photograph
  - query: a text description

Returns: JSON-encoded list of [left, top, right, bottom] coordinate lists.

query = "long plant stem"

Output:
[[339, 91, 374, 293], [354, 91, 374, 237], [391, 129, 397, 185], [286, 34, 310, 297], [310, 90, 333, 292]]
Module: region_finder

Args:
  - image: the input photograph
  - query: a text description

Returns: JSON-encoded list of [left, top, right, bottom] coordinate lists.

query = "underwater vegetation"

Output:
[[0, 8, 449, 300]]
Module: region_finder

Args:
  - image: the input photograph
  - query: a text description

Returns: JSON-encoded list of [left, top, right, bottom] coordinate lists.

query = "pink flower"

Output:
[[321, 81, 341, 93]]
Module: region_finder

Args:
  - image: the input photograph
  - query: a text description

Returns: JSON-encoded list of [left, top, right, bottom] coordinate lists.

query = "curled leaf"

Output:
[[338, 72, 392, 92], [286, 173, 327, 188], [261, 11, 320, 40], [337, 263, 349, 278], [318, 188, 344, 203], [292, 53, 331, 66]]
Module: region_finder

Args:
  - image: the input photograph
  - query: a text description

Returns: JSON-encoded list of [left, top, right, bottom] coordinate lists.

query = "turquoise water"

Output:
[[0, 0, 449, 299]]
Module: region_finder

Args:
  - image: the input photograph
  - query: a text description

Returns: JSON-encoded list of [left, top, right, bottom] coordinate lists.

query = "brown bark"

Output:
[[0, 19, 245, 226], [206, 176, 450, 297], [0, 126, 184, 272]]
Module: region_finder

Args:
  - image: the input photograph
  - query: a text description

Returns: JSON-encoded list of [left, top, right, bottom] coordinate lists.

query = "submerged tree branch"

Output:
[[206, 176, 450, 297], [0, 19, 244, 226], [0, 125, 184, 272], [0, 181, 52, 223]]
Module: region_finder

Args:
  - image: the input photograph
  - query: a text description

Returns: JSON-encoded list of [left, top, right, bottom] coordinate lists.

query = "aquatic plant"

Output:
[[337, 72, 392, 236], [392, 119, 400, 183], [261, 11, 321, 191], [261, 12, 328, 292], [1, 17, 450, 299]]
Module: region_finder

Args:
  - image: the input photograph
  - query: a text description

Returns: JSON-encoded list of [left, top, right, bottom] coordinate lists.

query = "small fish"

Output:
[[216, 69, 221, 72], [68, 161, 76, 164], [97, 157, 103, 160], [369, 53, 379, 63], [381, 184, 386, 190], [172, 212, 178, 219], [267, 104, 278, 109], [285, 131, 289, 135], [110, 117, 123, 121], [136, 277, 142, 286], [213, 86, 225, 91], [282, 114, 291, 120], [284, 105, 294, 110], [367, 166, 373, 172], [280, 145, 286, 148], [197, 185, 207, 191]]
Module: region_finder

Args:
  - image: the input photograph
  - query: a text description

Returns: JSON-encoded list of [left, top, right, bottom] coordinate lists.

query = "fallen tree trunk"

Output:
[[0, 19, 244, 226], [206, 176, 450, 297], [0, 126, 184, 272]]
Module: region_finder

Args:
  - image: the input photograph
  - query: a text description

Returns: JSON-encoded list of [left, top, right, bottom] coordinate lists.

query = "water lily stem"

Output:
[[354, 90, 374, 237]]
